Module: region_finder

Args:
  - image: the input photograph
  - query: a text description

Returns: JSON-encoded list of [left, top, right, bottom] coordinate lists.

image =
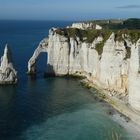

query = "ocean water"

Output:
[[0, 20, 131, 140]]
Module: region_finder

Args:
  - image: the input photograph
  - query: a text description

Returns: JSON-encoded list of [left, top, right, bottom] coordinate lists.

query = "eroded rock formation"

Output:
[[28, 26, 140, 111], [0, 44, 17, 84]]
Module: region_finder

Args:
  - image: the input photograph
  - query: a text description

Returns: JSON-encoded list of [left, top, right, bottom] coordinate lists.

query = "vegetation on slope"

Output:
[[114, 29, 140, 43], [93, 18, 140, 30], [55, 28, 140, 42], [55, 19, 140, 56], [55, 28, 112, 43]]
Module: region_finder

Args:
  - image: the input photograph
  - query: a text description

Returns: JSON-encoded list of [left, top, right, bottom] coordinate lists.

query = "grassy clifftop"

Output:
[[92, 18, 140, 30], [55, 18, 140, 42], [55, 19, 140, 55], [55, 28, 112, 43], [55, 28, 140, 43]]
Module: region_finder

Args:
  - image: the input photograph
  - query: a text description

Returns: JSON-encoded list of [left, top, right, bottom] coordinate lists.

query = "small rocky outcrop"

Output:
[[0, 44, 17, 84]]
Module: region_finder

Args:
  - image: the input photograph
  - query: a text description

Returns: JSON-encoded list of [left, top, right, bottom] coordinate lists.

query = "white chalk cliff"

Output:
[[67, 22, 102, 30], [0, 44, 17, 84], [28, 27, 140, 111]]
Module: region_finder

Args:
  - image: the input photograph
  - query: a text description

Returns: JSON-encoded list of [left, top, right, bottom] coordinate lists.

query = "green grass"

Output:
[[114, 29, 140, 43], [55, 28, 104, 43], [55, 27, 140, 56], [55, 27, 140, 43], [95, 30, 112, 55], [91, 18, 140, 30]]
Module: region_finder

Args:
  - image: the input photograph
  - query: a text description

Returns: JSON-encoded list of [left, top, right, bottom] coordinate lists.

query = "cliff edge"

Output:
[[28, 23, 140, 112]]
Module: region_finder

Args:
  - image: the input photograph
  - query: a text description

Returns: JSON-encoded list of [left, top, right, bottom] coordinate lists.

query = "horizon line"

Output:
[[0, 17, 139, 22]]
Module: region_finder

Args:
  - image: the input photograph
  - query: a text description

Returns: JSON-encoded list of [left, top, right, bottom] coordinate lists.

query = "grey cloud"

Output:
[[117, 5, 140, 9]]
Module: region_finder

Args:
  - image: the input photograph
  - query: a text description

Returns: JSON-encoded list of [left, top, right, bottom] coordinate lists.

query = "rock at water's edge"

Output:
[[0, 44, 17, 84]]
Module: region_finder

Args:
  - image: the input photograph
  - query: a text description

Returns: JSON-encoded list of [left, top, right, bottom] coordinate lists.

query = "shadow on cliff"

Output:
[[28, 52, 48, 80], [44, 64, 56, 77], [28, 64, 56, 81]]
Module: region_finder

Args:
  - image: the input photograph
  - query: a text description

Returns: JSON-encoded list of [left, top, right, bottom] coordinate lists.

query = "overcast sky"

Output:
[[0, 0, 140, 20]]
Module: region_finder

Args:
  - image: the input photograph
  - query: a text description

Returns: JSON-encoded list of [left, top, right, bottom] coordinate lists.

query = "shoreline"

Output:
[[80, 78, 140, 139], [28, 74, 140, 138]]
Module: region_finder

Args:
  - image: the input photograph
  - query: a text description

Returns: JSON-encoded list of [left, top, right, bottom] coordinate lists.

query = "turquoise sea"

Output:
[[0, 20, 132, 140]]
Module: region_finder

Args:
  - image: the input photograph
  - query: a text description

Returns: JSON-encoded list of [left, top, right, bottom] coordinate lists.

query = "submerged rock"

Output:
[[0, 44, 17, 84]]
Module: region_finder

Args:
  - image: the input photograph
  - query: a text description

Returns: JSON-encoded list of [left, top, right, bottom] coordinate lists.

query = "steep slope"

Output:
[[0, 44, 17, 84]]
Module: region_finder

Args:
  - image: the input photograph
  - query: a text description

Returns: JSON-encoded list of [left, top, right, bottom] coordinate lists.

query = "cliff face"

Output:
[[129, 40, 140, 111], [0, 45, 17, 84], [99, 33, 128, 94], [28, 27, 140, 111]]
